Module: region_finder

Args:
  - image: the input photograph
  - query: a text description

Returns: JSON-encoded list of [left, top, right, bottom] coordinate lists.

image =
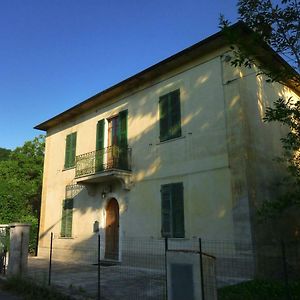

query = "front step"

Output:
[[99, 259, 121, 266]]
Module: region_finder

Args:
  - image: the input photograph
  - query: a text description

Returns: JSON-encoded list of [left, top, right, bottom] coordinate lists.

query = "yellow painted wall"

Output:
[[38, 47, 299, 260]]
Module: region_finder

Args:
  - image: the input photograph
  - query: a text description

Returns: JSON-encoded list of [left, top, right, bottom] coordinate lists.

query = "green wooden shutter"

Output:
[[171, 183, 185, 238], [65, 199, 73, 237], [64, 134, 72, 168], [61, 203, 66, 237], [96, 120, 105, 150], [64, 133, 77, 168], [118, 110, 128, 169], [161, 184, 172, 237], [70, 133, 77, 167], [159, 95, 169, 142], [96, 120, 105, 171], [170, 90, 181, 139], [118, 110, 128, 147], [61, 199, 73, 237], [159, 90, 181, 142]]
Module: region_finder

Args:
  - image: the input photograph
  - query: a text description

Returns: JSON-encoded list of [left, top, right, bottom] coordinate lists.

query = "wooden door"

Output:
[[107, 116, 119, 168], [105, 198, 119, 260]]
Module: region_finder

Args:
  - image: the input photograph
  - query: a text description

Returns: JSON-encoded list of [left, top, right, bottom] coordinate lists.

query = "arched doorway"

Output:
[[105, 198, 119, 260]]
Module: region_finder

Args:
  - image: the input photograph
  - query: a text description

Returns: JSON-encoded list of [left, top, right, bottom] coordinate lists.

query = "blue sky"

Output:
[[0, 0, 238, 149]]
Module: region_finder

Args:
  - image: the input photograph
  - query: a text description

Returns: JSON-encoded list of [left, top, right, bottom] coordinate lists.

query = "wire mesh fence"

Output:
[[27, 234, 300, 300]]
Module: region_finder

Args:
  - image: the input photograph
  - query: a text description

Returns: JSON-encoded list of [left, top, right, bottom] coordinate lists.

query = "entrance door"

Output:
[[107, 116, 119, 169], [105, 198, 119, 260]]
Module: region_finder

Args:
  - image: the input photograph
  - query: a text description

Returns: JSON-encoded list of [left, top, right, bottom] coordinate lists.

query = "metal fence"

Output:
[[27, 235, 300, 300], [75, 146, 132, 178]]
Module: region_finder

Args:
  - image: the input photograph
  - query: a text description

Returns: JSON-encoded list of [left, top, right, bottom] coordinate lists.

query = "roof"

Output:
[[35, 21, 300, 131]]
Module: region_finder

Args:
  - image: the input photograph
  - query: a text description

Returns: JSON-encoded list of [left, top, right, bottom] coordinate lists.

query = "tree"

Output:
[[220, 0, 299, 81], [0, 148, 11, 161], [220, 0, 300, 216], [0, 135, 44, 252]]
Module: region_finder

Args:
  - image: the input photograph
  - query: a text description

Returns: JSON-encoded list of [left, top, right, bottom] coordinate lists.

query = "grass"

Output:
[[218, 279, 300, 300], [1, 276, 71, 300], [3, 276, 300, 300]]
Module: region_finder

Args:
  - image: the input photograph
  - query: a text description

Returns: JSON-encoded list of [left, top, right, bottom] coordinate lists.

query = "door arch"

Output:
[[105, 198, 119, 260]]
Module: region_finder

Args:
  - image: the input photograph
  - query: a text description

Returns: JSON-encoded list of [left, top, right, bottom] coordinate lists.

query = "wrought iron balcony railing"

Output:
[[75, 146, 132, 178]]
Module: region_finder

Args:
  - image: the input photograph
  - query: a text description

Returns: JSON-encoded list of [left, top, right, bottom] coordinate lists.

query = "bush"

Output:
[[218, 279, 300, 300]]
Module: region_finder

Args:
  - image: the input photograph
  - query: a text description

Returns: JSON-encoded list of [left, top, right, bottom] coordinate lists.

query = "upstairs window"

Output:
[[96, 110, 128, 171], [159, 89, 181, 142], [61, 198, 73, 238], [64, 132, 77, 169], [96, 110, 128, 151], [161, 182, 185, 238]]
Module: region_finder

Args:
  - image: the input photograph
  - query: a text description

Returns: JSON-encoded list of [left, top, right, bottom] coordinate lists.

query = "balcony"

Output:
[[75, 146, 132, 190]]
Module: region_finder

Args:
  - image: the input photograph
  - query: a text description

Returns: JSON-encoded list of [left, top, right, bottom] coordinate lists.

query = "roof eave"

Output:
[[34, 21, 300, 131], [34, 27, 230, 131]]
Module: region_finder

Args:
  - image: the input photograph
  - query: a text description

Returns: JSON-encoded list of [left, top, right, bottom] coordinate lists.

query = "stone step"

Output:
[[99, 259, 120, 266]]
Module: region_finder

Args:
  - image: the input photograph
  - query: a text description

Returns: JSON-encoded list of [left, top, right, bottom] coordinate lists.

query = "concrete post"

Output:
[[7, 223, 31, 276]]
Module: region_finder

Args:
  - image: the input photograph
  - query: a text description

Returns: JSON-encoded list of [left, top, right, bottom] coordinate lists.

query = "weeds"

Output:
[[2, 276, 71, 300]]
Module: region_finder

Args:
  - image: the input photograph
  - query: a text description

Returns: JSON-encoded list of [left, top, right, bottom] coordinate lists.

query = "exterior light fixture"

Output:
[[101, 185, 112, 199]]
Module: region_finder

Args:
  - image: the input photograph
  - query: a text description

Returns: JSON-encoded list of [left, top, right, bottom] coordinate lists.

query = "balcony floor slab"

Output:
[[75, 169, 133, 190]]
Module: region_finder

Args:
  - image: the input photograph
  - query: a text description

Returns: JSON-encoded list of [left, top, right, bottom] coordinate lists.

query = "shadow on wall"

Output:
[[40, 64, 246, 243], [39, 59, 294, 254]]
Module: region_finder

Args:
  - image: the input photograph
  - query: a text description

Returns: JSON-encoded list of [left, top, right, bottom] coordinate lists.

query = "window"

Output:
[[96, 110, 128, 170], [159, 89, 181, 142], [60, 198, 73, 237], [96, 110, 127, 150], [161, 182, 184, 238], [64, 132, 77, 169]]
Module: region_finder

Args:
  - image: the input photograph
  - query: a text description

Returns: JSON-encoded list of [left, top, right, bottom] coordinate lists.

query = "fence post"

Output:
[[281, 240, 291, 300], [48, 232, 53, 286], [97, 233, 100, 300], [199, 238, 205, 300], [164, 237, 168, 300]]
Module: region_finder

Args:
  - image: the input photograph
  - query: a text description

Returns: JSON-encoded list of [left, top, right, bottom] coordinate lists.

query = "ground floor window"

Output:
[[161, 182, 184, 238], [61, 198, 73, 237]]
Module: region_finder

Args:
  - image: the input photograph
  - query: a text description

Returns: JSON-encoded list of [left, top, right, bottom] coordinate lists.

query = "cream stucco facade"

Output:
[[36, 28, 299, 263]]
